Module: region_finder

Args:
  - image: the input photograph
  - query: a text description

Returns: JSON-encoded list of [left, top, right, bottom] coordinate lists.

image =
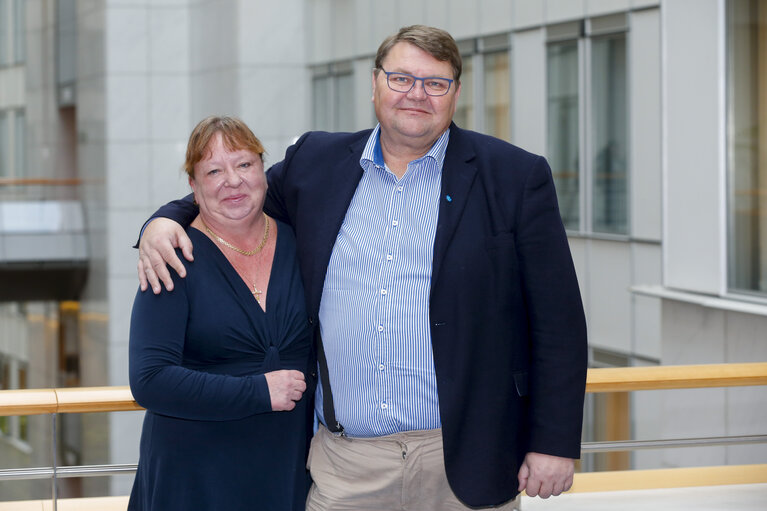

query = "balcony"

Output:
[[0, 179, 88, 302], [0, 363, 766, 510]]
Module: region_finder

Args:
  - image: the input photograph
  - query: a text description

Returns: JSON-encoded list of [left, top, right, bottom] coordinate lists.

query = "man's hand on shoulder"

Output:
[[138, 218, 194, 294], [517, 452, 575, 499]]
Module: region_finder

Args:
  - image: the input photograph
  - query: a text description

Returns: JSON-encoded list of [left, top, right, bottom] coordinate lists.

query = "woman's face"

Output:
[[189, 132, 266, 226]]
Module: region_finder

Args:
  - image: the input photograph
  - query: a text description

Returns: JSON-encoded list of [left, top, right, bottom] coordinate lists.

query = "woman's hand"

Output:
[[138, 218, 194, 294], [265, 370, 307, 411]]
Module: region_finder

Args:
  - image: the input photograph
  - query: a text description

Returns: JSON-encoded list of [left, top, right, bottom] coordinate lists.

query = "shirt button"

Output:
[[386, 254, 393, 261], [381, 402, 388, 409], [392, 220, 398, 226], [378, 364, 385, 371], [381, 289, 387, 295], [397, 186, 403, 192], [377, 325, 384, 332]]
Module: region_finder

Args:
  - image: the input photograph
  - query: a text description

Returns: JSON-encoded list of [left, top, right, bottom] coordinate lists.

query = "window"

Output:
[[0, 109, 25, 178], [0, 0, 24, 66], [728, 0, 767, 294], [547, 40, 580, 230], [311, 63, 355, 132], [453, 53, 474, 130], [0, 111, 8, 178], [483, 50, 510, 141], [591, 34, 628, 234], [12, 0, 24, 63], [546, 17, 629, 235]]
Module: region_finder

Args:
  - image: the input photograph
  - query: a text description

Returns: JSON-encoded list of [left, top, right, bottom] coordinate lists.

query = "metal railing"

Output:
[[1, 362, 766, 508]]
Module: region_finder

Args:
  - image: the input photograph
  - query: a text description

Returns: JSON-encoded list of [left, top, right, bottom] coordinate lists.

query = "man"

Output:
[[138, 25, 587, 510]]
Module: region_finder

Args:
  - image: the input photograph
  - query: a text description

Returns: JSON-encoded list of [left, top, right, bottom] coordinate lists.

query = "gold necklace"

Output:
[[202, 213, 270, 256]]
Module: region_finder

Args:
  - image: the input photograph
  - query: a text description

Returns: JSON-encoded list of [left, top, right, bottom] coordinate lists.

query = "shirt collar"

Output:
[[360, 124, 451, 172]]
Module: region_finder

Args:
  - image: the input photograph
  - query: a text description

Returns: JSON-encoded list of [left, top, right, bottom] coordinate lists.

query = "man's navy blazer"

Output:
[[156, 123, 588, 507]]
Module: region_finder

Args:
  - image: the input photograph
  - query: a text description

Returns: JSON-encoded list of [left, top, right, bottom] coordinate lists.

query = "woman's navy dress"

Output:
[[128, 222, 313, 511]]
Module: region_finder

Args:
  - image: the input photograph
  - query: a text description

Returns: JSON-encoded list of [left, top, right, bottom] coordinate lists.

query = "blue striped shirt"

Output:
[[316, 125, 450, 437]]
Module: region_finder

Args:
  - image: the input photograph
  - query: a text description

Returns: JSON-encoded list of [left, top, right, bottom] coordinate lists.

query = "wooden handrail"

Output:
[[1, 362, 766, 416], [586, 362, 767, 392], [0, 178, 84, 186]]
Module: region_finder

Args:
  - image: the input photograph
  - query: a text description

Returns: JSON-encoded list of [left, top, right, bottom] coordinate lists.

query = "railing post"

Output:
[[52, 413, 58, 511]]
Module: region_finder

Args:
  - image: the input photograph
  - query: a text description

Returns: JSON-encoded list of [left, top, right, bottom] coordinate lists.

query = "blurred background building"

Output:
[[0, 0, 765, 500]]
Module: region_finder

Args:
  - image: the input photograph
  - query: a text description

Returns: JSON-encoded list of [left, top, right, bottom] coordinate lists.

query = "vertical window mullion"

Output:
[[580, 36, 591, 234]]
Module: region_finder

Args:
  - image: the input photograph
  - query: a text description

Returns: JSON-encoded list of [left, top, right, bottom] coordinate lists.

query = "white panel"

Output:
[[567, 236, 590, 323], [511, 28, 546, 155], [372, 2, 400, 57], [424, 0, 449, 33], [332, 1, 357, 61], [107, 142, 151, 210], [585, 0, 630, 17], [106, 75, 149, 142], [108, 208, 154, 277], [189, 0, 237, 72], [354, 57, 376, 131], [663, 0, 723, 294], [79, 6, 107, 80], [0, 63, 25, 108], [631, 242, 662, 358], [660, 300, 727, 467], [545, 0, 586, 24], [724, 310, 767, 464], [149, 75, 190, 141], [238, 0, 304, 64], [105, 6, 148, 73], [512, 0, 544, 29], [353, 1, 376, 55], [150, 141, 191, 206], [398, 0, 427, 26], [238, 66, 307, 141], [587, 239, 632, 353], [629, 8, 661, 241], [478, 0, 513, 35], [190, 69, 239, 121], [445, 0, 479, 40], [148, 5, 190, 72]]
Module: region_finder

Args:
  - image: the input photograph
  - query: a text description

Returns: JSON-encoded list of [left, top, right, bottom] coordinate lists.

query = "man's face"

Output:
[[373, 42, 461, 150]]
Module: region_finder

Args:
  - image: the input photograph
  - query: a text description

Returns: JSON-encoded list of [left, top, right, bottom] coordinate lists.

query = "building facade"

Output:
[[0, 0, 765, 500]]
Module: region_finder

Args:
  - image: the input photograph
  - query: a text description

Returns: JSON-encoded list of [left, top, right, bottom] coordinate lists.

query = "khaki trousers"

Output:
[[306, 424, 518, 510]]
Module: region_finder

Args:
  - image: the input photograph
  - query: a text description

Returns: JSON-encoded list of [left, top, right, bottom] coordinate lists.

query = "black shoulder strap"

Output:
[[316, 329, 344, 435]]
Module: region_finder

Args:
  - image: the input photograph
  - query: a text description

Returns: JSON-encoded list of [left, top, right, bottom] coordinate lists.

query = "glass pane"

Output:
[[14, 110, 25, 178], [0, 0, 8, 66], [728, 0, 767, 293], [547, 42, 580, 230], [312, 76, 332, 131], [0, 111, 8, 177], [483, 51, 510, 141], [335, 73, 355, 132], [13, 0, 24, 63], [591, 34, 628, 235], [453, 56, 474, 130]]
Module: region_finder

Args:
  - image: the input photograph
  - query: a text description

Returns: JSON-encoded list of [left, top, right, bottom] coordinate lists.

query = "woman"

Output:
[[128, 116, 313, 510]]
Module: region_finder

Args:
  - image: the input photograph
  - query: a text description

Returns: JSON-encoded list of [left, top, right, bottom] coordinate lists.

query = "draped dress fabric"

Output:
[[128, 222, 313, 511]]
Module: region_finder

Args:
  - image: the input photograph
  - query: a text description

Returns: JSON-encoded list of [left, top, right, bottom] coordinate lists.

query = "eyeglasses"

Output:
[[378, 68, 454, 96]]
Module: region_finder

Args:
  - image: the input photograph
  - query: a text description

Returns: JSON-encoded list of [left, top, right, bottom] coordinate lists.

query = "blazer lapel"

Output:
[[307, 138, 366, 314], [431, 126, 478, 291]]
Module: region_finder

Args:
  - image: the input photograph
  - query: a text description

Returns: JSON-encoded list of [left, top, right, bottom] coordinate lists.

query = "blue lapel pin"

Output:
[[446, 195, 452, 202]]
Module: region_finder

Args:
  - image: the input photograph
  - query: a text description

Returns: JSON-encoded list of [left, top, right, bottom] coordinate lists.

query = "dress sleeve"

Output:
[[128, 264, 272, 420]]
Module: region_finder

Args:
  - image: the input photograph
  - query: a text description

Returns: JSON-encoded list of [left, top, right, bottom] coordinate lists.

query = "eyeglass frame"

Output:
[[376, 67, 455, 97]]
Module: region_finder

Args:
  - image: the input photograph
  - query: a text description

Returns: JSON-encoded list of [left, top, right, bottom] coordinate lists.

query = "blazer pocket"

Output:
[[513, 371, 529, 397]]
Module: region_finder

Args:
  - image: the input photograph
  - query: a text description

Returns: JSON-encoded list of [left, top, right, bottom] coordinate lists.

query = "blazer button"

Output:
[[308, 316, 314, 325]]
